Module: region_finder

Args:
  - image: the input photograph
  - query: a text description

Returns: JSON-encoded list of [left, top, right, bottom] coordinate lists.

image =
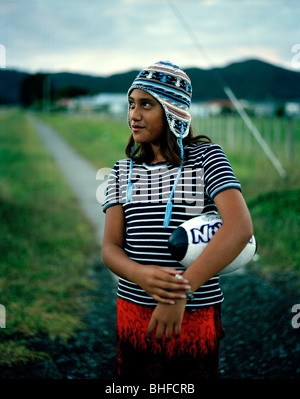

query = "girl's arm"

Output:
[[182, 188, 253, 291], [147, 188, 253, 340], [101, 204, 191, 304]]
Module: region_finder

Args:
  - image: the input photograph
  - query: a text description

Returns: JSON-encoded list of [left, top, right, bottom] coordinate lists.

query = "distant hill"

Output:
[[1, 59, 300, 105], [187, 59, 300, 101]]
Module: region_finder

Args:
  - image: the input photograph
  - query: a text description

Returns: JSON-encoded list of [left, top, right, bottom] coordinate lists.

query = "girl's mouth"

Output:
[[132, 125, 144, 133]]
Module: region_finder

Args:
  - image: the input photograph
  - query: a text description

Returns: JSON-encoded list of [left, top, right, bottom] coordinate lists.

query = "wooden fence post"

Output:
[[286, 118, 293, 162]]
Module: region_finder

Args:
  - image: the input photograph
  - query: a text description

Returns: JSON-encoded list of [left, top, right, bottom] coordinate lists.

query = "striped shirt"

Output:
[[102, 142, 241, 308]]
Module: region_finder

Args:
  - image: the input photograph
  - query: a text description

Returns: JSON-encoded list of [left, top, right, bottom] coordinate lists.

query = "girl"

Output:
[[102, 61, 253, 379]]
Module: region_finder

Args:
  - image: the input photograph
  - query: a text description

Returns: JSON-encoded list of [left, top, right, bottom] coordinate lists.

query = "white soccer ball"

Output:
[[168, 213, 256, 275]]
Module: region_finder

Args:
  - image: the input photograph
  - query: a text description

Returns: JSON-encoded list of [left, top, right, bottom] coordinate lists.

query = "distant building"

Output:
[[191, 99, 240, 117], [191, 99, 292, 118], [249, 101, 277, 117], [285, 101, 300, 118], [69, 92, 128, 114], [55, 91, 300, 119], [91, 93, 128, 114]]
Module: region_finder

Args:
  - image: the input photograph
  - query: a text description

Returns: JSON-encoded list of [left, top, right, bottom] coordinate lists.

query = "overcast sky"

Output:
[[1, 0, 300, 76]]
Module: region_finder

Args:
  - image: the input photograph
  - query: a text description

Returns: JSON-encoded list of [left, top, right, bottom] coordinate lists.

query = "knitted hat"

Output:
[[127, 61, 192, 228], [127, 60, 192, 139]]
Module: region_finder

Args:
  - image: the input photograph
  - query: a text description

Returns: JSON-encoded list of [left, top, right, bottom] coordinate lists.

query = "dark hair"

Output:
[[125, 125, 212, 166]]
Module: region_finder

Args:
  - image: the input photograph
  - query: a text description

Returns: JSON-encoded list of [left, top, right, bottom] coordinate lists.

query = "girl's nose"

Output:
[[131, 106, 142, 121]]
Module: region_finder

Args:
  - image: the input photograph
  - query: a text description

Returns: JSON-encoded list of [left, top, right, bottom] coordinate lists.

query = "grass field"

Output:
[[40, 111, 300, 279], [1, 108, 299, 366], [40, 113, 129, 170], [0, 110, 98, 365], [40, 112, 300, 200]]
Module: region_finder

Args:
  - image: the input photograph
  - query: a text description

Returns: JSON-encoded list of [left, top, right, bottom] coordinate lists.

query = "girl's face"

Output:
[[128, 89, 166, 145]]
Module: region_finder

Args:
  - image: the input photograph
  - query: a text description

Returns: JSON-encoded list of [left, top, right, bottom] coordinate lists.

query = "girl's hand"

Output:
[[147, 299, 187, 340], [134, 266, 191, 305]]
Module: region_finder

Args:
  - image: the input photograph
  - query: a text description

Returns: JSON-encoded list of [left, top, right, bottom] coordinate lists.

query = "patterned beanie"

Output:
[[127, 60, 192, 139], [127, 61, 193, 228]]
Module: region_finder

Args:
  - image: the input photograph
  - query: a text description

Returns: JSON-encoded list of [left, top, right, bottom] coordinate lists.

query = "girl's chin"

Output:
[[132, 133, 148, 143], [132, 131, 162, 145]]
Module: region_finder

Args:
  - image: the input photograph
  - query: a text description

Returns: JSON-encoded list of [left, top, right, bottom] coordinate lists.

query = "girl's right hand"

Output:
[[134, 266, 191, 305]]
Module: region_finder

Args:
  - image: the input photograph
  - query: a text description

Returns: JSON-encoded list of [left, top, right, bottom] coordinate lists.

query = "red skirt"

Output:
[[116, 298, 225, 380]]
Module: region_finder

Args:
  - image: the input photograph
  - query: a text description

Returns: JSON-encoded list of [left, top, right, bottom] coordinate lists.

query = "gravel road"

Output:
[[2, 116, 298, 379]]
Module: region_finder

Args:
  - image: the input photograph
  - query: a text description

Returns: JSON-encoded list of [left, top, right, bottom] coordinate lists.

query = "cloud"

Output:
[[1, 0, 299, 74]]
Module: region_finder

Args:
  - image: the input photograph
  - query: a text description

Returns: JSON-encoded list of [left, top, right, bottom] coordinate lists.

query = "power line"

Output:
[[167, 0, 287, 179]]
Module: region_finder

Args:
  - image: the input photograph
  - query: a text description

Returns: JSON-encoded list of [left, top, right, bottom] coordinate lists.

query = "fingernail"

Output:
[[185, 285, 192, 289]]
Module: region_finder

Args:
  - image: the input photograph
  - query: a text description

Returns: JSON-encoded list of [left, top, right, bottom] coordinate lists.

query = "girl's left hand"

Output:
[[147, 299, 187, 340]]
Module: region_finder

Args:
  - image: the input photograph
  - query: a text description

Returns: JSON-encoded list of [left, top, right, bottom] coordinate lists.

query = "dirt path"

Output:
[[7, 114, 299, 379], [27, 113, 106, 245]]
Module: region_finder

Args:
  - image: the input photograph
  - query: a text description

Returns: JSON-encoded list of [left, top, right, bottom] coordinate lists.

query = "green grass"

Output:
[[195, 115, 300, 200], [248, 189, 300, 278], [1, 108, 299, 365], [0, 110, 97, 365], [39, 113, 130, 169], [40, 111, 300, 282], [40, 112, 300, 199]]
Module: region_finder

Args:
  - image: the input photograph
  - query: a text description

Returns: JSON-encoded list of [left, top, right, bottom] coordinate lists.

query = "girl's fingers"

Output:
[[162, 268, 183, 275], [155, 279, 191, 292], [156, 270, 190, 286], [165, 324, 174, 340], [146, 319, 155, 338], [154, 288, 187, 300], [174, 322, 182, 338], [155, 323, 165, 340], [161, 268, 189, 281], [152, 294, 175, 305]]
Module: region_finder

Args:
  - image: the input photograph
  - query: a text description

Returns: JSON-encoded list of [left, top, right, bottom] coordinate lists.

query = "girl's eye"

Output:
[[128, 101, 135, 109], [128, 100, 153, 109]]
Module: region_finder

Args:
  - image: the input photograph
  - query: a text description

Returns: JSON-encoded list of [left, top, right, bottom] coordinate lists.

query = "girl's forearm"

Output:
[[101, 242, 190, 304], [101, 242, 140, 282], [183, 221, 253, 292]]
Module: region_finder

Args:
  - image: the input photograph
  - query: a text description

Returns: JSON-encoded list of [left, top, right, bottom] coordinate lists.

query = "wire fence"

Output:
[[192, 115, 296, 164]]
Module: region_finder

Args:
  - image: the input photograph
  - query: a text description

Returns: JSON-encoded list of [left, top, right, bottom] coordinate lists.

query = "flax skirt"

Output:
[[115, 298, 225, 380]]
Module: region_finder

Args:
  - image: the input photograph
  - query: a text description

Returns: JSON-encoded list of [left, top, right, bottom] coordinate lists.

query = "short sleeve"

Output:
[[102, 161, 121, 213], [203, 144, 241, 200]]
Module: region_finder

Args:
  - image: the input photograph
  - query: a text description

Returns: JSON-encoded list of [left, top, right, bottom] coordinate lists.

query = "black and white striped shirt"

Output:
[[102, 142, 241, 308]]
